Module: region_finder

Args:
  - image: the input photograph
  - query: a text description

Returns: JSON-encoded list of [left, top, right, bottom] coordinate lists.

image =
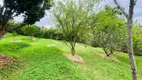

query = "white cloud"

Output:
[[43, 24, 55, 29], [13, 14, 24, 22], [35, 11, 54, 27], [134, 16, 142, 24], [103, 0, 142, 24], [0, 0, 3, 6]]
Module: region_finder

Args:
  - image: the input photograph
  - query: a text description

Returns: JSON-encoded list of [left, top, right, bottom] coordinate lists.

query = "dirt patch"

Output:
[[0, 54, 13, 68], [47, 44, 56, 46], [0, 54, 23, 79], [9, 40, 22, 42], [31, 38, 36, 41], [98, 54, 120, 62], [64, 54, 84, 63]]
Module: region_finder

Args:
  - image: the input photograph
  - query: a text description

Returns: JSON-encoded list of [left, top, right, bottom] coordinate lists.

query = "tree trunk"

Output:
[[0, 31, 6, 39], [30, 36, 32, 39], [127, 19, 137, 80], [103, 48, 110, 57], [110, 50, 114, 55], [30, 36, 34, 41], [113, 0, 137, 79], [71, 45, 75, 56], [127, 0, 137, 80], [0, 23, 7, 39]]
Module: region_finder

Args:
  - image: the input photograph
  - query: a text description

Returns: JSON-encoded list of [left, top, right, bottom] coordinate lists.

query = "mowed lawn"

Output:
[[0, 33, 142, 80]]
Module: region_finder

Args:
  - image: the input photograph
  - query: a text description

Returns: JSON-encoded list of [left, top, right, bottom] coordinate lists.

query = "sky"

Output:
[[0, 0, 142, 28], [103, 0, 142, 23]]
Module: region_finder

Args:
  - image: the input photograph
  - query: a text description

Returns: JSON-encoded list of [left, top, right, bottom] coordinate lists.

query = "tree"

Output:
[[21, 24, 38, 40], [5, 20, 21, 33], [92, 6, 125, 56], [113, 0, 137, 80], [0, 0, 52, 39], [53, 0, 96, 55]]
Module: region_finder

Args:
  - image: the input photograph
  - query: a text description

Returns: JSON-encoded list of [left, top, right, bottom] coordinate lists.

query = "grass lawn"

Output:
[[0, 33, 142, 80]]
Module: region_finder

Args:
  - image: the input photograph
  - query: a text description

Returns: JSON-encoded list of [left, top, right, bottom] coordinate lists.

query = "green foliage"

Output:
[[133, 26, 142, 56], [92, 6, 126, 56], [53, 0, 95, 55], [0, 0, 52, 41], [119, 26, 142, 56], [5, 20, 21, 31], [6, 20, 25, 35], [12, 31, 18, 37], [6, 20, 89, 43], [34, 27, 45, 38], [42, 28, 64, 40], [0, 34, 142, 79], [6, 21, 63, 40], [53, 0, 92, 42], [21, 24, 39, 38], [10, 47, 85, 80], [0, 36, 87, 79], [0, 0, 51, 24]]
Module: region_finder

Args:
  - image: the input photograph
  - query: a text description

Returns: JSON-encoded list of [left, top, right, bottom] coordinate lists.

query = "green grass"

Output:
[[9, 47, 87, 80], [0, 33, 142, 80]]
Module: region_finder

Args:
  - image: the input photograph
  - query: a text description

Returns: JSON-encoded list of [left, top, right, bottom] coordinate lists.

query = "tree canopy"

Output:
[[92, 6, 126, 56], [0, 0, 52, 38], [53, 0, 96, 55]]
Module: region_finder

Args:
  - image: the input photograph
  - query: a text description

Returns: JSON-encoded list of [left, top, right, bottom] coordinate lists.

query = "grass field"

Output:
[[0, 33, 142, 80]]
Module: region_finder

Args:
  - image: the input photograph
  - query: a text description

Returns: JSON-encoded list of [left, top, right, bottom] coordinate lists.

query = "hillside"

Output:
[[0, 34, 142, 80]]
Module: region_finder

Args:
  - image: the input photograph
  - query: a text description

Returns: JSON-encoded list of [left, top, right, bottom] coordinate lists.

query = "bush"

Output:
[[21, 25, 39, 40], [43, 29, 64, 40], [133, 26, 142, 56], [119, 26, 142, 56], [34, 27, 45, 38]]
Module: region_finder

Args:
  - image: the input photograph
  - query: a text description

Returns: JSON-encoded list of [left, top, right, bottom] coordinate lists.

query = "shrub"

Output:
[[119, 26, 142, 56], [43, 29, 64, 40], [133, 26, 142, 56], [34, 27, 45, 38], [21, 25, 39, 40]]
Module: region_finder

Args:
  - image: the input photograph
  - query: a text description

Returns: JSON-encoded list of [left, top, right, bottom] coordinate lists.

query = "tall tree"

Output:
[[113, 0, 137, 80], [53, 0, 96, 55], [0, 0, 52, 38]]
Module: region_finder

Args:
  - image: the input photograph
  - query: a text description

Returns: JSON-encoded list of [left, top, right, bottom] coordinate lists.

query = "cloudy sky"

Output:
[[0, 0, 142, 28]]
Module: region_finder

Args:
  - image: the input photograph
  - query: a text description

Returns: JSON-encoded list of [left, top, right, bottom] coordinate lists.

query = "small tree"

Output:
[[22, 25, 38, 40], [92, 6, 125, 56], [53, 0, 96, 55]]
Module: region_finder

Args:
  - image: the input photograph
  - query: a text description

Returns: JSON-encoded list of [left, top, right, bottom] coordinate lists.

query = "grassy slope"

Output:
[[0, 33, 142, 80]]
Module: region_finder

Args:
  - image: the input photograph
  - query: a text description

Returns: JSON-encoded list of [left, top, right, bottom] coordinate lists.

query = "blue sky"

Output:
[[1, 0, 142, 28]]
